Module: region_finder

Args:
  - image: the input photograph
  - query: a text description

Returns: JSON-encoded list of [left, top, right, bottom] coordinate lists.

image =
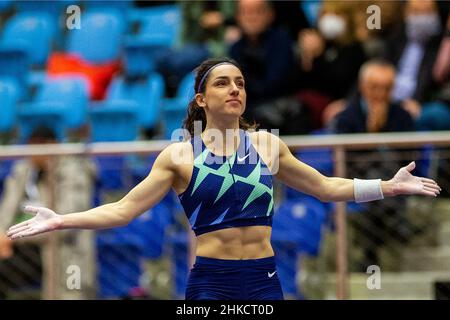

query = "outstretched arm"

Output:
[[273, 133, 441, 202], [7, 144, 180, 239]]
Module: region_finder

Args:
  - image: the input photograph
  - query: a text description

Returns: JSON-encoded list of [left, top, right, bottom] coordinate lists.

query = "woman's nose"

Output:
[[230, 83, 239, 94]]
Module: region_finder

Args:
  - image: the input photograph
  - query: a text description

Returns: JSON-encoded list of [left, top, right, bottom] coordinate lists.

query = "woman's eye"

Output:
[[237, 82, 245, 88], [216, 81, 226, 86]]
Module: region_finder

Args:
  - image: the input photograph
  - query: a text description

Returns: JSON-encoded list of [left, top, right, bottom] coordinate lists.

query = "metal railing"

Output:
[[1, 131, 450, 299]]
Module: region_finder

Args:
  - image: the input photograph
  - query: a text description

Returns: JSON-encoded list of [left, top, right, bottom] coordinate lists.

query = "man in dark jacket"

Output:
[[333, 61, 414, 134]]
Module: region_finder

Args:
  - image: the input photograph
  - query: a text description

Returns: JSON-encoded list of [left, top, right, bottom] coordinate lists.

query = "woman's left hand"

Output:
[[390, 161, 441, 197]]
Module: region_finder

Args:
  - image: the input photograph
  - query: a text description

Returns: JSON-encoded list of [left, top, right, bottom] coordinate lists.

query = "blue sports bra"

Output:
[[178, 130, 274, 236]]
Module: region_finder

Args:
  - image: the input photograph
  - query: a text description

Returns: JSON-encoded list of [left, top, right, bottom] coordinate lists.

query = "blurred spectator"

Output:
[[296, 1, 367, 130], [384, 0, 444, 120], [230, 0, 304, 134], [271, 0, 310, 41], [332, 61, 416, 270], [155, 1, 236, 96], [349, 1, 404, 58], [416, 12, 450, 131], [0, 126, 97, 299], [332, 61, 414, 133], [180, 0, 236, 58]]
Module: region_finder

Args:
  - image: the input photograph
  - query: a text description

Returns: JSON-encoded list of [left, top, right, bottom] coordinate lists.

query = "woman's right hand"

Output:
[[6, 206, 63, 240]]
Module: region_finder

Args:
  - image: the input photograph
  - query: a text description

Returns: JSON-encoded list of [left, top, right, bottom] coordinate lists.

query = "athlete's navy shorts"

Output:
[[185, 256, 284, 300]]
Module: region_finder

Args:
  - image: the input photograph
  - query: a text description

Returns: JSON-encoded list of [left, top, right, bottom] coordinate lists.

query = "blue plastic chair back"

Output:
[[0, 46, 29, 88], [35, 76, 89, 128], [93, 155, 129, 193], [415, 144, 434, 178], [107, 73, 164, 129], [96, 242, 142, 298], [83, 0, 131, 11], [128, 5, 181, 47], [0, 0, 12, 12], [89, 100, 140, 142], [167, 231, 189, 299], [272, 197, 327, 256], [123, 5, 181, 77], [67, 9, 124, 63], [138, 203, 173, 259], [0, 159, 15, 198], [273, 241, 299, 297], [2, 12, 55, 65], [0, 78, 19, 132], [16, 0, 73, 15], [163, 72, 195, 139]]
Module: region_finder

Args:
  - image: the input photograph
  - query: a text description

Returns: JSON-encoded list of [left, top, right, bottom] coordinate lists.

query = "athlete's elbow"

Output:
[[316, 178, 334, 203], [316, 192, 333, 203], [112, 202, 134, 227]]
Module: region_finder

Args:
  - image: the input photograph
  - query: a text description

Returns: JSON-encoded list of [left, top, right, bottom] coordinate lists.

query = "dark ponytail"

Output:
[[182, 57, 258, 137]]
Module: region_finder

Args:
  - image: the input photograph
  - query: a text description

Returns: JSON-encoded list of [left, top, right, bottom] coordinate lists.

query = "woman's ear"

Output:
[[195, 93, 206, 108]]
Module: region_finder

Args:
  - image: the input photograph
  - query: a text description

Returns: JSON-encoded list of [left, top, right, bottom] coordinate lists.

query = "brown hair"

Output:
[[182, 57, 258, 137]]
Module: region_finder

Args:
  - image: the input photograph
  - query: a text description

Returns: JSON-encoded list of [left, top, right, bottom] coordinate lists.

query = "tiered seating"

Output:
[[18, 76, 89, 141]]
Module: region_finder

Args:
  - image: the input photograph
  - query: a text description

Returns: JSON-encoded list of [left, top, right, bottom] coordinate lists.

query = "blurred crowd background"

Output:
[[0, 0, 449, 300]]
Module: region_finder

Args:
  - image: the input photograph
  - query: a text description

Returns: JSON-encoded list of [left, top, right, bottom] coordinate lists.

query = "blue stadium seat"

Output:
[[34, 76, 88, 129], [272, 240, 301, 298], [127, 5, 181, 47], [162, 72, 195, 139], [415, 144, 435, 178], [124, 5, 181, 77], [0, 0, 12, 12], [18, 76, 89, 141], [18, 110, 66, 142], [0, 45, 29, 90], [67, 9, 125, 64], [167, 231, 189, 299], [0, 159, 15, 198], [1, 12, 56, 66], [0, 78, 19, 132], [272, 197, 327, 298], [96, 202, 174, 298], [89, 101, 140, 142], [94, 155, 128, 192], [106, 73, 165, 129], [96, 243, 142, 298], [273, 197, 328, 256], [137, 204, 174, 259], [83, 0, 132, 11], [16, 0, 74, 16], [96, 203, 173, 251]]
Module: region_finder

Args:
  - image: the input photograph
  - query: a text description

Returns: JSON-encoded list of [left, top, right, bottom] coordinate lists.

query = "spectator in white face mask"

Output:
[[384, 0, 445, 121], [295, 1, 367, 131]]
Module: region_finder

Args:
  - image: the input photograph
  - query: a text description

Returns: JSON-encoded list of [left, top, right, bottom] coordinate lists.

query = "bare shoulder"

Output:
[[248, 130, 279, 140], [247, 130, 282, 172], [157, 141, 193, 170], [248, 130, 283, 150]]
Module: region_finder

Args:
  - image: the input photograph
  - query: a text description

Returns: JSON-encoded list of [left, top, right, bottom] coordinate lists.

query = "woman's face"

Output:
[[196, 64, 247, 119]]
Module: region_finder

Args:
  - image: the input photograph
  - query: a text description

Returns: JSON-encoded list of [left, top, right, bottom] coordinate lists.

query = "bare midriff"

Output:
[[195, 225, 274, 259]]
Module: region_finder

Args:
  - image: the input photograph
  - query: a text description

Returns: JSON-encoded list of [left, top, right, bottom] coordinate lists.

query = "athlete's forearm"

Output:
[[59, 202, 132, 230], [322, 177, 396, 202]]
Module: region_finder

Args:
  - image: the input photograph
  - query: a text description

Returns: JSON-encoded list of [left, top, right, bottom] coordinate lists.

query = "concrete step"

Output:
[[318, 271, 450, 300], [438, 223, 450, 246], [401, 246, 450, 271], [433, 199, 450, 222]]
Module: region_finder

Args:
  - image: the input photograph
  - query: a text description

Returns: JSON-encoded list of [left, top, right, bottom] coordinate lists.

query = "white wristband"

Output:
[[353, 178, 384, 203]]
